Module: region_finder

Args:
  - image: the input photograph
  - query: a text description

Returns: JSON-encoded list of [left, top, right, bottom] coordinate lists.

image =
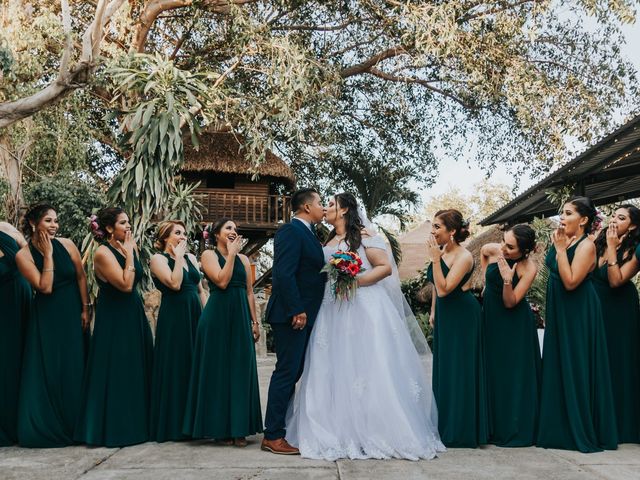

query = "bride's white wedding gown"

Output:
[[286, 236, 445, 460]]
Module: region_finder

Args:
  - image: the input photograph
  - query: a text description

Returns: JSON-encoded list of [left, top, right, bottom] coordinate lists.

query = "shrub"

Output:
[[24, 174, 107, 245]]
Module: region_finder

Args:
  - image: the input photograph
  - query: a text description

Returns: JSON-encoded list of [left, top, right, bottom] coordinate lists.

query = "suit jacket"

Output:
[[266, 218, 326, 326]]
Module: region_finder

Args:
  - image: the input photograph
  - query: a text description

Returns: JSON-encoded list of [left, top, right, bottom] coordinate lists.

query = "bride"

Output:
[[286, 192, 445, 460]]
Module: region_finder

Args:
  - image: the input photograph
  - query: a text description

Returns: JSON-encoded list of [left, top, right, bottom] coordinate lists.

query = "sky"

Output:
[[425, 18, 640, 203]]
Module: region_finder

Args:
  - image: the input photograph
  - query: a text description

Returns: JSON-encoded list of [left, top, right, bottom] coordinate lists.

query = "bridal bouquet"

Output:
[[321, 251, 365, 302]]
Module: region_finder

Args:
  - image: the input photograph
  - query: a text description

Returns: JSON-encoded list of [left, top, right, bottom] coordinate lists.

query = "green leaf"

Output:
[[135, 161, 144, 194]]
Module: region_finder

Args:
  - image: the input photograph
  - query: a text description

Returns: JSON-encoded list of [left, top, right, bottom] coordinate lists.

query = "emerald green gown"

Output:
[[427, 259, 488, 448], [183, 251, 263, 439], [17, 239, 84, 447], [483, 260, 541, 447], [75, 244, 153, 447], [0, 231, 31, 446], [592, 255, 640, 443], [150, 254, 202, 442], [537, 237, 618, 452]]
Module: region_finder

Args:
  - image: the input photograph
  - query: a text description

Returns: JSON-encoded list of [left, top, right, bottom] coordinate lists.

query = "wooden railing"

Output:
[[194, 189, 291, 227]]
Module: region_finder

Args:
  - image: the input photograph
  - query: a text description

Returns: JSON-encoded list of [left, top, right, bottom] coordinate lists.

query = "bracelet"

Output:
[[43, 268, 54, 272], [84, 303, 93, 307], [252, 321, 260, 326], [607, 262, 618, 267], [126, 265, 135, 272], [503, 281, 512, 285]]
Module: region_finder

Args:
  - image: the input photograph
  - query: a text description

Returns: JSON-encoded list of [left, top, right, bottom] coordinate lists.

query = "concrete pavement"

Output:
[[1, 356, 639, 480]]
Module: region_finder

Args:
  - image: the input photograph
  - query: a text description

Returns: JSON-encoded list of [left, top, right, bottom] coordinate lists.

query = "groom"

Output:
[[262, 188, 326, 455]]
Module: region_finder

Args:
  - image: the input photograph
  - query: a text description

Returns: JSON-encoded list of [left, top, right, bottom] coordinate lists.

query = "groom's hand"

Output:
[[292, 312, 307, 330]]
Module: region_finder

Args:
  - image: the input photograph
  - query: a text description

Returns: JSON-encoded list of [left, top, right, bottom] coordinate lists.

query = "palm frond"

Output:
[[379, 225, 402, 265]]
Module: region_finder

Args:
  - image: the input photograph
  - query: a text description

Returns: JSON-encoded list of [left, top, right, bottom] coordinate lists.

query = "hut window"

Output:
[[206, 173, 235, 189]]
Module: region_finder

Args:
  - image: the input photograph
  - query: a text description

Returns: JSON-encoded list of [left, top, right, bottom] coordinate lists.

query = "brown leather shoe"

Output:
[[261, 438, 300, 455]]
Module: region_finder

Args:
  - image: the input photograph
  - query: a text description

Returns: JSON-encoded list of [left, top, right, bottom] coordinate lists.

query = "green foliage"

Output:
[[527, 261, 549, 327], [401, 275, 430, 316], [416, 313, 434, 350], [402, 277, 433, 348], [0, 178, 9, 219], [530, 216, 556, 251], [545, 184, 577, 211], [152, 180, 205, 250], [289, 78, 436, 229], [0, 39, 13, 77], [164, 181, 204, 233], [23, 174, 107, 245], [107, 53, 209, 239], [101, 53, 210, 288]]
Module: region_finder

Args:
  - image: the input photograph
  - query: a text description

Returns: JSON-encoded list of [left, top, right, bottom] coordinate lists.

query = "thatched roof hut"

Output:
[[181, 131, 296, 190], [398, 220, 432, 280]]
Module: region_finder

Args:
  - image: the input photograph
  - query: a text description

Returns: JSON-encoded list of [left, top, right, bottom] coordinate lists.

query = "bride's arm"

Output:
[[356, 246, 392, 287]]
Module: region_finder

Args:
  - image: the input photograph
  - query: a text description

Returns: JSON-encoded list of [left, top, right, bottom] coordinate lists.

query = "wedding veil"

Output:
[[357, 206, 437, 424]]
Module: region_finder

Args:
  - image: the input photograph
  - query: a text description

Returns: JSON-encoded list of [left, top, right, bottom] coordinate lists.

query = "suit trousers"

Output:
[[263, 322, 312, 440]]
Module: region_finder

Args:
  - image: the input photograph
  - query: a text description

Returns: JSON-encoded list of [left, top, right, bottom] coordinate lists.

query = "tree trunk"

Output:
[[0, 134, 23, 224]]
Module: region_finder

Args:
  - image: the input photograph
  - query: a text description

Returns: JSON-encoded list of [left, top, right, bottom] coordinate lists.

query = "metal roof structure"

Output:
[[480, 115, 640, 226]]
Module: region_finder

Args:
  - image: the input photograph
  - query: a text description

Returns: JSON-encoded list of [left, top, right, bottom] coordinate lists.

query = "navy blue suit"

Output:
[[264, 218, 326, 440]]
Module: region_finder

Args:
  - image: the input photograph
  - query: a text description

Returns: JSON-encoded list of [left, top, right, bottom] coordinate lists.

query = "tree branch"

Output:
[[0, 0, 127, 129], [459, 0, 537, 23], [274, 19, 360, 32], [339, 46, 406, 78], [366, 67, 481, 110], [134, 0, 259, 52]]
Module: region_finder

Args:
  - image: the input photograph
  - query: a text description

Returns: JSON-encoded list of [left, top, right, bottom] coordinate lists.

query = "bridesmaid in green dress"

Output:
[[75, 207, 153, 447], [480, 225, 541, 447], [183, 218, 262, 447], [15, 204, 90, 447], [0, 222, 31, 446], [592, 205, 640, 444], [426, 208, 488, 448], [149, 220, 205, 442], [537, 196, 618, 452]]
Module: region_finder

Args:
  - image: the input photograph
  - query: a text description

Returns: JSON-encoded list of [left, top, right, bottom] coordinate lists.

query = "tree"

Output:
[[421, 179, 512, 228], [1, 0, 638, 237], [23, 173, 107, 245]]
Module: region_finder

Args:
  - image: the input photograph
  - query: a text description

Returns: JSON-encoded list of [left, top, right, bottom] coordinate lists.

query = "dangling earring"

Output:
[[31, 225, 35, 232]]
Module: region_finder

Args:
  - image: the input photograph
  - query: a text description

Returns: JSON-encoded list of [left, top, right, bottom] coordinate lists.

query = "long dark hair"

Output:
[[324, 193, 365, 251], [566, 196, 597, 234], [21, 203, 56, 239], [594, 204, 640, 266]]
